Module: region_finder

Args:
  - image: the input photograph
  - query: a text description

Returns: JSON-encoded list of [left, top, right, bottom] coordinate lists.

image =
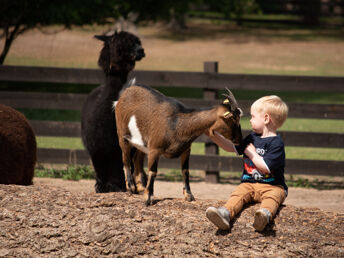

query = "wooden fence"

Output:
[[0, 63, 343, 182]]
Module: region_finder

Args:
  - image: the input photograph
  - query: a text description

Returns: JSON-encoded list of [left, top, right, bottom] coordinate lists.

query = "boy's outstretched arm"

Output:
[[206, 131, 238, 153]]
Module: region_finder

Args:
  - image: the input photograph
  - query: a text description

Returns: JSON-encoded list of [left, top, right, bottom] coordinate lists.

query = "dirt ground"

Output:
[[0, 180, 343, 257], [35, 178, 344, 213]]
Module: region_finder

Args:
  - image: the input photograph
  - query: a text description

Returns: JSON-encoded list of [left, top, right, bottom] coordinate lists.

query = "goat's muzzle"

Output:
[[232, 124, 243, 145]]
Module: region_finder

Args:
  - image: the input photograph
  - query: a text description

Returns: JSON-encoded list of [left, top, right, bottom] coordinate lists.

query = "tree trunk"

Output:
[[0, 24, 20, 65]]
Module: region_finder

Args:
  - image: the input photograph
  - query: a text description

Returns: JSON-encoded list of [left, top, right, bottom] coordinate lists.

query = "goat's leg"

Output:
[[181, 148, 195, 202], [121, 144, 137, 194], [133, 150, 147, 193], [144, 150, 159, 206]]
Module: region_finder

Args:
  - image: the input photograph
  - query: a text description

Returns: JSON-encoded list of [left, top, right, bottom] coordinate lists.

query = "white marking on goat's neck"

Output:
[[112, 101, 118, 110], [128, 77, 136, 86], [128, 115, 148, 153]]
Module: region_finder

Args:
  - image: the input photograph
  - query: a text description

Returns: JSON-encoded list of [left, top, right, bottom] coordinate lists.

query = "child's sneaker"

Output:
[[253, 208, 271, 232], [206, 207, 230, 230]]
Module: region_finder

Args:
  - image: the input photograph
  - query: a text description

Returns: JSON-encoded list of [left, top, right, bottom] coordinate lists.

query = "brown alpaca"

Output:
[[0, 104, 36, 185]]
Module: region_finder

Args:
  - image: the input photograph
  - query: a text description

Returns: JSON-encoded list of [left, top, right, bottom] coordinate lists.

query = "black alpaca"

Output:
[[81, 31, 145, 193]]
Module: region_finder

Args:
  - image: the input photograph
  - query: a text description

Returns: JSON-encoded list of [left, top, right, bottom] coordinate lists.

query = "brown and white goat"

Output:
[[115, 81, 242, 205]]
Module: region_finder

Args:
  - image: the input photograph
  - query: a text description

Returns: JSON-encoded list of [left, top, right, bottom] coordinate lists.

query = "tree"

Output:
[[0, 0, 199, 64], [298, 0, 321, 26], [0, 0, 123, 64], [204, 0, 259, 25]]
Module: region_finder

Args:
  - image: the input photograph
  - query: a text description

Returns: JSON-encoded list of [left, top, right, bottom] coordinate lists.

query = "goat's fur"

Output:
[[115, 81, 242, 205], [81, 31, 145, 193], [0, 104, 36, 185]]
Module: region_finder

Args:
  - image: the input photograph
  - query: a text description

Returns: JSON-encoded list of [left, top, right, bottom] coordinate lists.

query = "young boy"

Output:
[[206, 95, 288, 232]]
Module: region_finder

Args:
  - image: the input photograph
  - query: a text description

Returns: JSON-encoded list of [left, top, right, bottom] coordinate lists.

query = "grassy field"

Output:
[[1, 20, 344, 166], [35, 116, 344, 162], [2, 21, 344, 76]]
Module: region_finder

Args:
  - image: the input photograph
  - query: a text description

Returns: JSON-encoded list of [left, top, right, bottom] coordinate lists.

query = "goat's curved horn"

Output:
[[222, 87, 238, 109]]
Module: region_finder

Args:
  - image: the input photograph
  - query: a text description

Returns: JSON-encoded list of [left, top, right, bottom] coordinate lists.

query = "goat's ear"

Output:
[[94, 35, 111, 42], [236, 108, 243, 117], [223, 111, 233, 118]]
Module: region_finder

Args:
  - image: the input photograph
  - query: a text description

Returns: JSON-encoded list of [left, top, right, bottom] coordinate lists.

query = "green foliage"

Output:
[[221, 172, 344, 190], [0, 0, 123, 63], [62, 166, 94, 181], [35, 165, 95, 181], [204, 0, 260, 22], [286, 174, 344, 190], [0, 0, 201, 63], [159, 170, 183, 181], [0, 0, 121, 28], [19, 109, 81, 122], [0, 81, 98, 94]]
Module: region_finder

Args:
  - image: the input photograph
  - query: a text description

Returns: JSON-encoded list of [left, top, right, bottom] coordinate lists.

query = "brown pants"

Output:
[[224, 183, 286, 220]]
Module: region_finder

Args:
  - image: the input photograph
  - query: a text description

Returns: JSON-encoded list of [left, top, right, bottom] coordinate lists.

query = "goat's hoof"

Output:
[[136, 184, 146, 194], [144, 197, 154, 206], [184, 193, 195, 202], [127, 184, 138, 194], [131, 186, 138, 194], [144, 192, 154, 206]]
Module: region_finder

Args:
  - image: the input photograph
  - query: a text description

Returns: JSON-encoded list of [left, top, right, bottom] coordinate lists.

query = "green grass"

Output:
[[35, 165, 95, 180], [241, 117, 344, 133], [191, 142, 344, 161], [2, 81, 344, 105], [19, 109, 81, 122], [229, 90, 344, 105], [37, 136, 84, 150], [34, 165, 344, 190], [36, 137, 344, 162], [0, 81, 98, 94]]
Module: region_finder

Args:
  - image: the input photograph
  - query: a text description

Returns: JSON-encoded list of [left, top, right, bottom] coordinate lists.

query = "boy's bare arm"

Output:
[[244, 144, 270, 174], [207, 131, 237, 153]]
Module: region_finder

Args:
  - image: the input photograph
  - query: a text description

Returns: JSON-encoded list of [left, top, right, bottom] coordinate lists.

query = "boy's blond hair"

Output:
[[251, 95, 288, 129]]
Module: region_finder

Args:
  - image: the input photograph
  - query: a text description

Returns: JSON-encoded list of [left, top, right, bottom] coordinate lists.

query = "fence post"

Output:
[[203, 61, 219, 183]]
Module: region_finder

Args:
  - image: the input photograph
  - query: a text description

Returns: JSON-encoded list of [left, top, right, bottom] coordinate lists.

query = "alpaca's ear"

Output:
[[94, 35, 111, 42]]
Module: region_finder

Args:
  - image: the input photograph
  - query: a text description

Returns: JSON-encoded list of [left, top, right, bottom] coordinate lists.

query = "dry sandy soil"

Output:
[[35, 178, 344, 213], [0, 179, 343, 257]]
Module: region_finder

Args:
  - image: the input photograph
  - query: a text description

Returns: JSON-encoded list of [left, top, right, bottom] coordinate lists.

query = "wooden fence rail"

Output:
[[1, 64, 343, 181], [1, 65, 344, 92], [36, 148, 344, 177], [28, 120, 344, 149], [1, 91, 344, 120]]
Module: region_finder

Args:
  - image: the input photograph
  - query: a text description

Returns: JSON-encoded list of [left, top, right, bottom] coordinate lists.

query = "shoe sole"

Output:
[[206, 207, 230, 230], [253, 210, 268, 232]]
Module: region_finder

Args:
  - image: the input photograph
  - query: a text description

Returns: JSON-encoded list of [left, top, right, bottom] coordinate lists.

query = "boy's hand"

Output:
[[245, 143, 256, 153], [252, 170, 263, 180]]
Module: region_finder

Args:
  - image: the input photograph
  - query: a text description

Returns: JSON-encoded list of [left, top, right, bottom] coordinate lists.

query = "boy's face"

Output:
[[249, 107, 267, 134]]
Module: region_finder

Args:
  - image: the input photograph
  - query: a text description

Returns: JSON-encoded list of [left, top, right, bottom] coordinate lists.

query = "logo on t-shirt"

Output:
[[243, 158, 257, 174], [256, 148, 265, 156]]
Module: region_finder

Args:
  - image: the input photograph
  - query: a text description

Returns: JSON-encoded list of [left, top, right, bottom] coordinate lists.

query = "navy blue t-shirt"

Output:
[[235, 132, 288, 194]]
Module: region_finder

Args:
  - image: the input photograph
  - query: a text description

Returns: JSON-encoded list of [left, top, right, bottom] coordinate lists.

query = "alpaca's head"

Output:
[[95, 31, 145, 75]]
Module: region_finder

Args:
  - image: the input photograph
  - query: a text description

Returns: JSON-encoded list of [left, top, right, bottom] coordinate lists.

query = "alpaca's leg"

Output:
[[181, 148, 195, 202], [92, 151, 126, 193]]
